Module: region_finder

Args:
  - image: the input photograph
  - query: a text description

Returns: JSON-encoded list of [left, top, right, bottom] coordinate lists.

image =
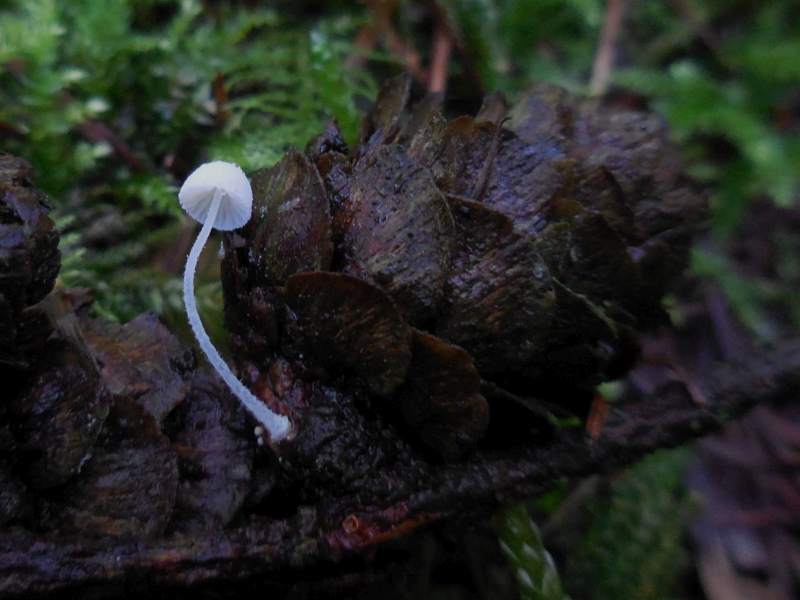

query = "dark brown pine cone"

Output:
[[0, 155, 61, 374], [0, 155, 63, 525], [222, 76, 707, 462]]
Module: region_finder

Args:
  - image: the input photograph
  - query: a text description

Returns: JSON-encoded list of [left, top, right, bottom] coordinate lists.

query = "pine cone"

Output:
[[0, 155, 60, 373], [222, 77, 707, 461], [0, 154, 61, 515]]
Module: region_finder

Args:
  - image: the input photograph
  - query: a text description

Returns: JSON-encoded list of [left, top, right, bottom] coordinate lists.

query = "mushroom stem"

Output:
[[183, 189, 292, 443]]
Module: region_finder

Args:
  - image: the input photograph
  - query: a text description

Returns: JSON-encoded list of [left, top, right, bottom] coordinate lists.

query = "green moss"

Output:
[[564, 448, 697, 600], [1, 0, 376, 325]]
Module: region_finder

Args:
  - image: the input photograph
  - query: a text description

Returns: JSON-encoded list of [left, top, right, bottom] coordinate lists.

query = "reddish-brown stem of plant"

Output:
[[428, 22, 452, 94], [590, 0, 627, 96]]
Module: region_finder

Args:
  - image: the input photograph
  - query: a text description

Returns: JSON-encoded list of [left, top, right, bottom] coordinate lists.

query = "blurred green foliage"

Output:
[[564, 449, 696, 600], [495, 450, 695, 600], [617, 1, 800, 236], [690, 247, 799, 341], [0, 0, 375, 327], [448, 0, 601, 92], [0, 0, 373, 193]]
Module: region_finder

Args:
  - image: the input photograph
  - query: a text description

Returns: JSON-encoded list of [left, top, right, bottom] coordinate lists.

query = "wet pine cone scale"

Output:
[[222, 76, 707, 461]]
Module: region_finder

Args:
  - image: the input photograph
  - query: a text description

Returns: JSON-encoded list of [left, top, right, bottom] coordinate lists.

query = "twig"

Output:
[[424, 0, 484, 93], [589, 0, 627, 96], [211, 73, 229, 125], [384, 27, 427, 84], [427, 21, 452, 94], [345, 22, 379, 71], [586, 393, 610, 439], [74, 120, 147, 172], [0, 121, 26, 140], [351, 0, 427, 84]]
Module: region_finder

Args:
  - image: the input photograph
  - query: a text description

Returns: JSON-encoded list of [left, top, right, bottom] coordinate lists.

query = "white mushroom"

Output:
[[179, 161, 292, 443]]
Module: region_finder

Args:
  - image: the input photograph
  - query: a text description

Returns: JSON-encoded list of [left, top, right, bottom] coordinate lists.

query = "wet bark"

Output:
[[0, 339, 797, 598]]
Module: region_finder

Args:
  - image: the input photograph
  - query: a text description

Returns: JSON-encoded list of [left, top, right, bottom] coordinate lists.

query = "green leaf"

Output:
[[496, 504, 571, 600]]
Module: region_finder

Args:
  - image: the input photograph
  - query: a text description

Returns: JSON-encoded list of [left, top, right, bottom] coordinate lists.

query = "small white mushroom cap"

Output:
[[178, 161, 253, 231]]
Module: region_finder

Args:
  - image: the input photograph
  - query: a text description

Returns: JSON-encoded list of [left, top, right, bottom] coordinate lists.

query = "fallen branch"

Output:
[[2, 339, 798, 598]]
